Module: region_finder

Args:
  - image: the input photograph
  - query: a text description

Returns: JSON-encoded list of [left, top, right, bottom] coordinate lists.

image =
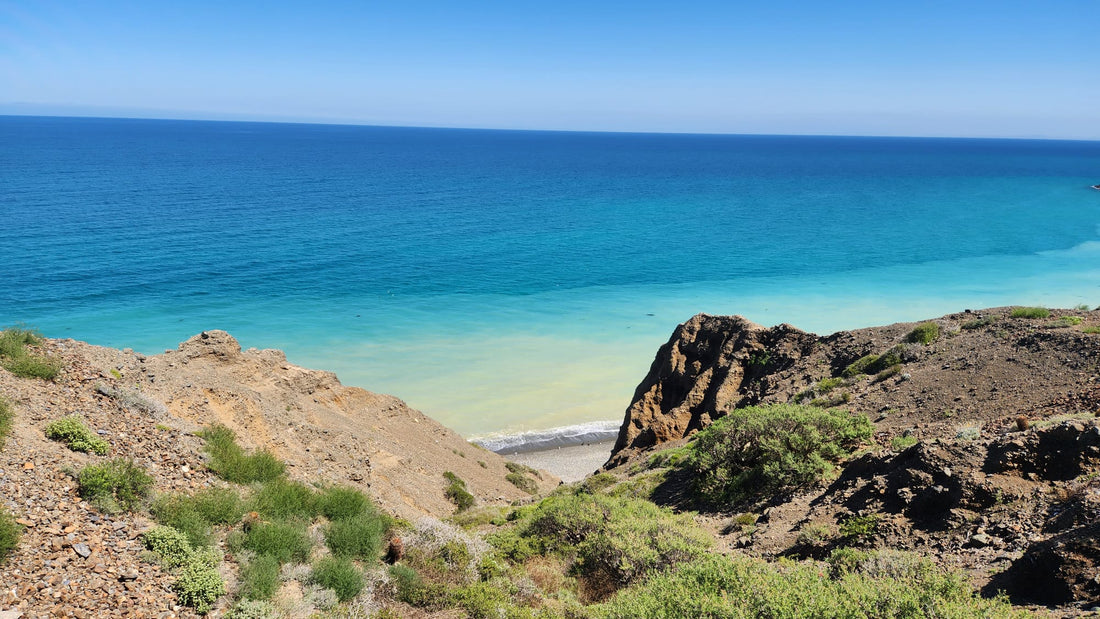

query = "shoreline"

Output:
[[503, 439, 615, 483]]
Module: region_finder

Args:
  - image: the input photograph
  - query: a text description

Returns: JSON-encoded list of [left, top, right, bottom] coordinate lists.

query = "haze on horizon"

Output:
[[1, 1, 1097, 140]]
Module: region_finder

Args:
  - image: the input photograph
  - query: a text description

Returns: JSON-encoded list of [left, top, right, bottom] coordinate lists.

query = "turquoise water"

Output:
[[3, 116, 1099, 441]]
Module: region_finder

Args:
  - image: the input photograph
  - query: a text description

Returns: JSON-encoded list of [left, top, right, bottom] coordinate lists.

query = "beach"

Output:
[[504, 440, 616, 483]]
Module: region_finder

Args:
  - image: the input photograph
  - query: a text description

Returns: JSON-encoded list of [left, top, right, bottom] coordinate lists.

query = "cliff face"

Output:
[[610, 314, 818, 464]]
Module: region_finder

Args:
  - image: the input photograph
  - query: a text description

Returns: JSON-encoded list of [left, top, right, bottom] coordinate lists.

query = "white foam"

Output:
[[471, 420, 621, 454]]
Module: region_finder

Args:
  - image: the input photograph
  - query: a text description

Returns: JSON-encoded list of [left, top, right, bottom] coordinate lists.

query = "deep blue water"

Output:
[[3, 115, 1100, 438]]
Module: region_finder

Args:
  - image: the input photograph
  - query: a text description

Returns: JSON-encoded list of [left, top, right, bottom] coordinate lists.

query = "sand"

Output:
[[504, 439, 615, 483]]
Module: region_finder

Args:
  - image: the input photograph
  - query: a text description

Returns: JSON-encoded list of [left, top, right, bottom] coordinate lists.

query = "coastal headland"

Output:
[[2, 305, 1100, 616]]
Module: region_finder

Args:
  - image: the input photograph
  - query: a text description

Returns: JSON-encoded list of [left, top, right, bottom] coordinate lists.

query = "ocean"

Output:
[[3, 115, 1099, 447]]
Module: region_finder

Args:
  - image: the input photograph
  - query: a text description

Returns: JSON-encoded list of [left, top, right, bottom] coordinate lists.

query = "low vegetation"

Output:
[[199, 424, 285, 483], [843, 345, 905, 377], [688, 404, 874, 506], [905, 321, 940, 345], [77, 458, 154, 513], [45, 415, 110, 455], [1010, 306, 1050, 319], [0, 507, 22, 563], [596, 550, 1027, 618], [0, 325, 62, 380], [0, 397, 13, 450], [443, 471, 475, 512]]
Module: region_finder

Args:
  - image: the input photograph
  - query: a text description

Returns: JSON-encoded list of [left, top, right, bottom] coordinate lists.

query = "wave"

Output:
[[471, 420, 621, 454]]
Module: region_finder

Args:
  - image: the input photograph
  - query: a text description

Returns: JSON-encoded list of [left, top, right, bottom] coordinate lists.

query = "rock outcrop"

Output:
[[610, 314, 817, 465]]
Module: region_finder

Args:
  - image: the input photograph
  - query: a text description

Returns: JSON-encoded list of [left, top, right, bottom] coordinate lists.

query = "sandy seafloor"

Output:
[[504, 440, 616, 483]]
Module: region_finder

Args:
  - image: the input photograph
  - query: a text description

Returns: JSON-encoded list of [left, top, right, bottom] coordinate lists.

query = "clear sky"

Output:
[[1, 1, 1097, 139]]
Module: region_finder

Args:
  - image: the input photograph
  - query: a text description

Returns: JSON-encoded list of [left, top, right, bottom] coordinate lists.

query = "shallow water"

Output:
[[3, 116, 1099, 441]]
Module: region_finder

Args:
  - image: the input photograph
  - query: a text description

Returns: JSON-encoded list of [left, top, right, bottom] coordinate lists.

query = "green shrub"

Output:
[[505, 461, 542, 479], [596, 551, 1027, 618], [78, 458, 154, 513], [839, 514, 880, 540], [238, 554, 281, 601], [142, 525, 193, 567], [890, 435, 918, 451], [1011, 306, 1049, 319], [0, 507, 22, 563], [444, 471, 475, 512], [0, 326, 61, 381], [580, 472, 618, 494], [0, 397, 13, 451], [324, 511, 387, 559], [796, 523, 833, 546], [389, 563, 446, 607], [151, 487, 244, 549], [1045, 316, 1083, 328], [843, 354, 880, 377], [448, 581, 516, 619], [961, 316, 997, 330], [688, 404, 873, 506], [44, 415, 110, 455], [199, 425, 285, 484], [505, 472, 538, 494], [816, 377, 845, 393], [316, 485, 374, 522], [248, 478, 318, 520], [173, 550, 226, 614], [1084, 326, 1100, 335], [241, 519, 312, 565], [905, 322, 940, 345], [311, 557, 364, 602], [500, 493, 712, 587], [844, 346, 905, 378]]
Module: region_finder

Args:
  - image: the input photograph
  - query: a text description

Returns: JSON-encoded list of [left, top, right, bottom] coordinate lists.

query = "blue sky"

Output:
[[1, 1, 1097, 138]]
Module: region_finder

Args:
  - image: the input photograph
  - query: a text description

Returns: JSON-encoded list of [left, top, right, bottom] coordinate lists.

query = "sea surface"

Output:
[[3, 116, 1100, 448]]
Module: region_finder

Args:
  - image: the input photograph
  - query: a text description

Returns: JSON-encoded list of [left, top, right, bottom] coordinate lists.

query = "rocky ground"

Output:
[[0, 332, 557, 618], [603, 306, 1100, 616]]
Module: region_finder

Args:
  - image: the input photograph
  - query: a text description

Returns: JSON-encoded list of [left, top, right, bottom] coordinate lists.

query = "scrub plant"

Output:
[[45, 415, 110, 455]]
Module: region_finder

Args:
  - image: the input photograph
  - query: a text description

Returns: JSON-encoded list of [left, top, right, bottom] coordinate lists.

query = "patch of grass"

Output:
[[890, 435, 918, 451], [961, 316, 997, 330], [1045, 316, 1084, 328], [77, 458, 154, 513], [142, 525, 194, 567], [807, 391, 852, 408], [324, 511, 388, 560], [44, 415, 110, 455], [597, 551, 1027, 618], [316, 485, 374, 522], [872, 364, 902, 383], [173, 549, 226, 614], [151, 487, 245, 548], [0, 326, 61, 380], [905, 321, 940, 345], [0, 397, 13, 451], [839, 514, 880, 541], [816, 377, 845, 392], [1083, 326, 1100, 335], [1010, 306, 1049, 319], [390, 563, 445, 607], [505, 461, 542, 480], [0, 507, 23, 563], [579, 472, 618, 495], [248, 478, 319, 520], [505, 472, 538, 494], [240, 519, 312, 565], [796, 523, 834, 546], [199, 425, 285, 484], [311, 557, 364, 602], [688, 404, 874, 506], [238, 554, 281, 601], [444, 471, 475, 513], [646, 445, 691, 470]]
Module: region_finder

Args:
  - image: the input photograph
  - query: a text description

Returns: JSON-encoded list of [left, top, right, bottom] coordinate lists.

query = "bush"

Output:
[[0, 507, 22, 563], [311, 557, 364, 602], [225, 599, 278, 619], [444, 471, 475, 512], [241, 519, 312, 565], [248, 478, 318, 520], [961, 316, 997, 330], [199, 425, 285, 484], [839, 514, 880, 540], [173, 550, 226, 614], [596, 551, 1027, 618], [78, 458, 154, 513], [151, 487, 244, 549], [0, 326, 62, 381], [905, 322, 940, 345], [45, 415, 110, 455], [1011, 307, 1049, 319], [389, 563, 446, 607], [1045, 316, 1083, 328], [890, 435, 918, 451], [316, 485, 375, 522], [142, 525, 193, 567], [95, 383, 167, 416], [238, 554, 281, 601], [506, 472, 538, 494], [324, 511, 388, 559], [688, 404, 873, 506], [0, 397, 13, 451], [499, 493, 712, 587]]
